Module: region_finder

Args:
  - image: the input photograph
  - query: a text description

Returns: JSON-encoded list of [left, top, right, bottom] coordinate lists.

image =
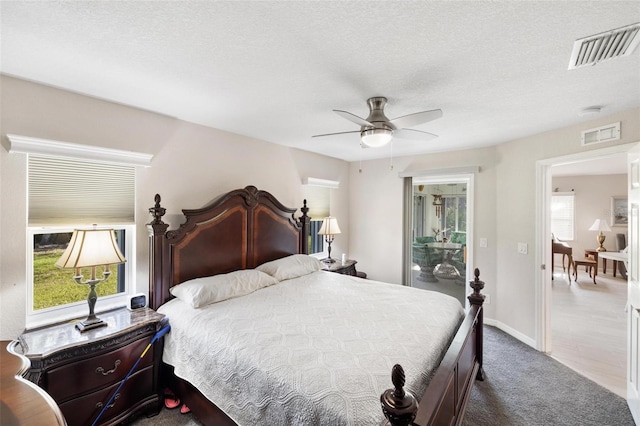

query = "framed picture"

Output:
[[611, 196, 628, 226]]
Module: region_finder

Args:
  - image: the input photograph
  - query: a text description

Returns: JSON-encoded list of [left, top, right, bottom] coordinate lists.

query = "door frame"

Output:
[[403, 170, 476, 307], [536, 142, 639, 352]]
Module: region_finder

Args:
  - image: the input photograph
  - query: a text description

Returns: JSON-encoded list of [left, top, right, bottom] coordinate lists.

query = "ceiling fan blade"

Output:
[[333, 110, 374, 127], [390, 109, 443, 129], [312, 130, 361, 138], [393, 128, 438, 141]]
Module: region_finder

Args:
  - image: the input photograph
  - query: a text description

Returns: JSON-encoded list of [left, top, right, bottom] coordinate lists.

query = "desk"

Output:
[[552, 240, 573, 280], [598, 251, 628, 278], [1, 340, 66, 425]]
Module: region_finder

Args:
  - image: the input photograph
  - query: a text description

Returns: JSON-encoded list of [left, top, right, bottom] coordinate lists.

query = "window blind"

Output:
[[28, 156, 135, 226], [302, 185, 330, 220], [551, 193, 575, 241]]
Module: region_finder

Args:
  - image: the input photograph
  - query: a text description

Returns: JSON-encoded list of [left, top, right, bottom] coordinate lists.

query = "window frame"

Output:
[[302, 178, 339, 259], [26, 224, 136, 329], [551, 192, 576, 241], [7, 134, 152, 330]]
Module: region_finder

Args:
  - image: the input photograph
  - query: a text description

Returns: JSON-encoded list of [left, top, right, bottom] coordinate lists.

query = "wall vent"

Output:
[[581, 122, 621, 146], [569, 22, 640, 69]]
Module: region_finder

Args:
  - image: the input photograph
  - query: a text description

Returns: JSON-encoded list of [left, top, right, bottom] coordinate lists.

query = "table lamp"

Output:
[[56, 228, 126, 332], [588, 219, 611, 252], [318, 217, 341, 263]]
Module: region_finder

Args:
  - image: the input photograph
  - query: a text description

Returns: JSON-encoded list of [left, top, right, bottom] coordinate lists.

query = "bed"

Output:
[[148, 186, 485, 426]]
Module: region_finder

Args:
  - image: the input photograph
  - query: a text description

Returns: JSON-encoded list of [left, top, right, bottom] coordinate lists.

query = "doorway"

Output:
[[536, 143, 636, 398], [405, 173, 475, 308]]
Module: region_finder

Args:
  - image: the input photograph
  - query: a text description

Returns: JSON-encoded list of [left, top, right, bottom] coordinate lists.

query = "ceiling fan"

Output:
[[313, 97, 443, 148]]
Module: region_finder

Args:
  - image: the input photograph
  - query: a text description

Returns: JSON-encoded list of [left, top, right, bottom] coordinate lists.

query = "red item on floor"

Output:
[[164, 388, 181, 409]]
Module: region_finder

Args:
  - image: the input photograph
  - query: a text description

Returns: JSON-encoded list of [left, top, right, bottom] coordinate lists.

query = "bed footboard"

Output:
[[382, 268, 485, 426]]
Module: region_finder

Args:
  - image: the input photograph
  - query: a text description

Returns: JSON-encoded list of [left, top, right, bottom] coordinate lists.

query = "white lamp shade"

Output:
[[361, 128, 393, 147], [56, 228, 126, 269], [588, 219, 612, 232], [318, 217, 342, 236]]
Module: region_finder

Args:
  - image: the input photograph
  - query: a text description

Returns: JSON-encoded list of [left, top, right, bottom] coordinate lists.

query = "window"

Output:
[[29, 226, 133, 318], [551, 193, 575, 241], [440, 195, 467, 235], [302, 178, 339, 256], [8, 134, 152, 328]]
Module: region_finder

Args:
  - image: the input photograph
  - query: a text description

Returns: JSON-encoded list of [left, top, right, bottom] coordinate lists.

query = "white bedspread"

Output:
[[159, 271, 464, 425]]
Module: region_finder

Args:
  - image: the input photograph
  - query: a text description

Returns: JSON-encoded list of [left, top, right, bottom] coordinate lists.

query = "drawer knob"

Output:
[[96, 359, 121, 376], [96, 392, 120, 410]]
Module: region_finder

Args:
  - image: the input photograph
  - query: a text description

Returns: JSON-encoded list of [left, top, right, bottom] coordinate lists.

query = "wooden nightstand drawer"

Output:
[[47, 337, 153, 402], [59, 366, 154, 426], [20, 308, 165, 426]]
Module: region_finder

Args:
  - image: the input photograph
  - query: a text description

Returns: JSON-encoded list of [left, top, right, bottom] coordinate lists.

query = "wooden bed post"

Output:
[[148, 194, 169, 310], [299, 199, 310, 255], [381, 364, 419, 426], [382, 268, 485, 425], [468, 267, 485, 380]]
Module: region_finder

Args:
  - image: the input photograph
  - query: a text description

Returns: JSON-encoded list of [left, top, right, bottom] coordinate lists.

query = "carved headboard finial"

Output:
[[380, 364, 418, 426], [149, 194, 166, 225], [468, 267, 485, 306]]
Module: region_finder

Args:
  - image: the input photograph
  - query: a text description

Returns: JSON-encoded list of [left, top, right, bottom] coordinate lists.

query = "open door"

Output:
[[627, 143, 640, 422], [404, 172, 475, 309]]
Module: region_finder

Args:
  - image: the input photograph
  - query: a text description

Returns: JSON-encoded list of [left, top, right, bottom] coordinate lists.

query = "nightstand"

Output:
[[18, 307, 165, 426], [322, 259, 358, 276]]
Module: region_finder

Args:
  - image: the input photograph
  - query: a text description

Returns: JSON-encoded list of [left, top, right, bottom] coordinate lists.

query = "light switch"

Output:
[[517, 242, 528, 254], [480, 238, 488, 248]]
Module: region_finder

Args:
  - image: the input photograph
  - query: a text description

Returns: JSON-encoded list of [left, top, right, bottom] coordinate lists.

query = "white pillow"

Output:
[[169, 269, 278, 308], [256, 254, 322, 281]]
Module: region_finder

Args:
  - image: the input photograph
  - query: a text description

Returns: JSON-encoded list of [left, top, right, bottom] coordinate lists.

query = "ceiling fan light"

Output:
[[361, 128, 393, 147]]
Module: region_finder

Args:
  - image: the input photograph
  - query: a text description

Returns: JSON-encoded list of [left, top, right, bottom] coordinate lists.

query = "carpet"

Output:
[[462, 326, 635, 426], [131, 326, 635, 425]]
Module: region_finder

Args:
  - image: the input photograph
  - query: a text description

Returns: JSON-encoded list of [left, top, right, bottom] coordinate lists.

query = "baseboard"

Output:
[[484, 318, 537, 349]]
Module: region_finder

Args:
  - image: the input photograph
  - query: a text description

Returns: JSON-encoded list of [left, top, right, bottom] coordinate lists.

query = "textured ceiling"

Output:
[[1, 1, 639, 162]]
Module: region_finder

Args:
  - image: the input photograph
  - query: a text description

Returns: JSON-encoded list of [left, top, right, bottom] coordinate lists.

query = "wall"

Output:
[[350, 107, 640, 342], [2, 73, 638, 345], [0, 76, 349, 339], [349, 146, 499, 318], [553, 174, 627, 256]]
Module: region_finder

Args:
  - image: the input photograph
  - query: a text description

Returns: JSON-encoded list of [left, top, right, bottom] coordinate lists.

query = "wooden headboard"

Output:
[[147, 186, 310, 310]]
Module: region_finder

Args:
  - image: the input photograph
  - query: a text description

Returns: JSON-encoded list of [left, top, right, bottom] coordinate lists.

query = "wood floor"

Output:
[[551, 263, 627, 398]]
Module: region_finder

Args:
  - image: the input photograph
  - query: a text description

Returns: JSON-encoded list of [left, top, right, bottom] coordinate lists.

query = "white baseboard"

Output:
[[484, 317, 537, 349]]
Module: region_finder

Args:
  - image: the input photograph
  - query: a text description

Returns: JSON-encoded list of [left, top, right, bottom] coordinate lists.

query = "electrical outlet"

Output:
[[484, 294, 491, 304], [517, 242, 528, 254], [480, 238, 488, 248]]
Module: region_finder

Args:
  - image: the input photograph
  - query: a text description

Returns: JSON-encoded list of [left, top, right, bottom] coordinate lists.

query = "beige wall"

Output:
[[0, 76, 349, 339], [2, 73, 639, 345], [350, 107, 640, 341]]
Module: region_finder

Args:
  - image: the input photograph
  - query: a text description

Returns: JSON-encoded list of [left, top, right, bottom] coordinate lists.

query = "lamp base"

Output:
[[596, 233, 607, 252], [322, 257, 336, 264], [76, 317, 107, 332]]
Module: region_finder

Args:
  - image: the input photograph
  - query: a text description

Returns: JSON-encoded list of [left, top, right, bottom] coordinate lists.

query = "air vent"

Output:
[[581, 122, 621, 146], [569, 23, 640, 69]]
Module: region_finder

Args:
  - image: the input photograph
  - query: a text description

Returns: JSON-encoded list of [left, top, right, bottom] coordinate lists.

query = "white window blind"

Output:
[[551, 193, 575, 241], [302, 185, 330, 220], [28, 156, 135, 226]]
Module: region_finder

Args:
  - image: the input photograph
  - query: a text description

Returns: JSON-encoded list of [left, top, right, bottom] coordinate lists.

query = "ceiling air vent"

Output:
[[581, 122, 620, 146], [568, 22, 640, 69]]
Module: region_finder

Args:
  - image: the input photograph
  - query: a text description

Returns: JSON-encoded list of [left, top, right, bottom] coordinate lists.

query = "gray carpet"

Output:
[[130, 326, 635, 425], [462, 326, 635, 426]]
